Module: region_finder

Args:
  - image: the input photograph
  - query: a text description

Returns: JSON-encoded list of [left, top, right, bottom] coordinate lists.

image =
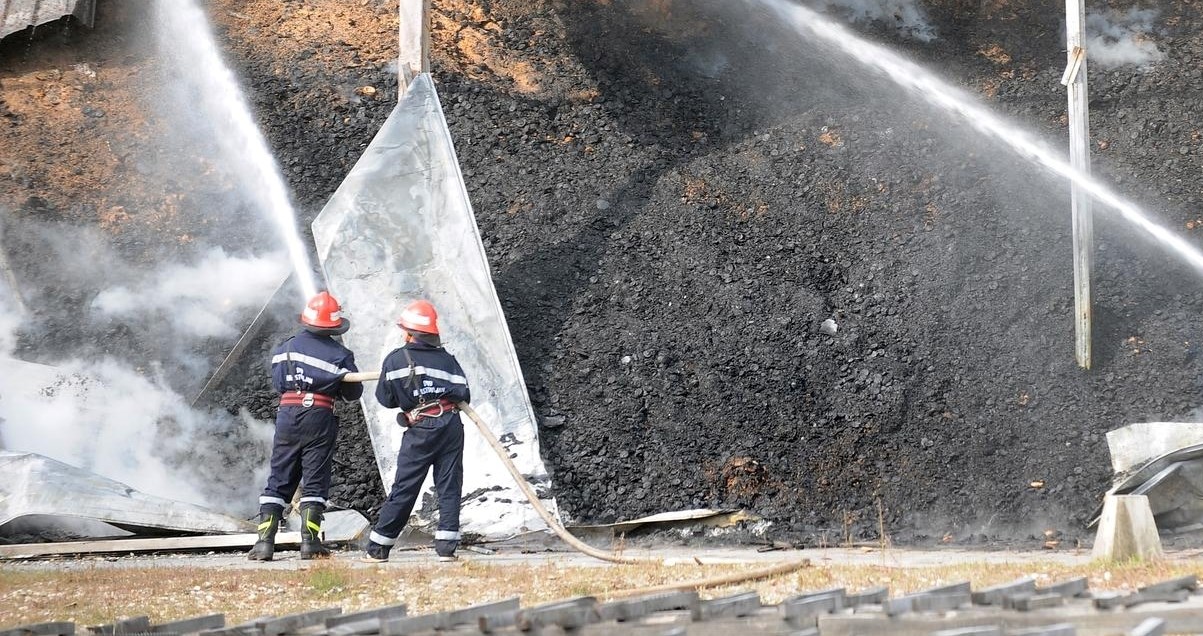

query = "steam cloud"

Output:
[[817, 0, 936, 41], [0, 354, 273, 509], [0, 243, 280, 516], [1085, 7, 1165, 69], [93, 248, 288, 339], [0, 286, 18, 355], [0, 0, 317, 534]]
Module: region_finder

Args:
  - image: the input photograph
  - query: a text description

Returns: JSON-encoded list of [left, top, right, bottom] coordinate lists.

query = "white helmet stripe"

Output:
[[401, 309, 431, 326], [302, 308, 341, 323]]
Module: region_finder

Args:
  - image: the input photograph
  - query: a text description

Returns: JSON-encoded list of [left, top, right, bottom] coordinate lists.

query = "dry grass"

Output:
[[1, 555, 1200, 629]]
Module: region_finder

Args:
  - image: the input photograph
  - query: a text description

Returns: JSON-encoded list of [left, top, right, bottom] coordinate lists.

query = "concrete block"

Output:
[[1130, 617, 1166, 636], [1007, 593, 1064, 611], [1092, 494, 1163, 562], [691, 591, 761, 621], [1038, 577, 1089, 598], [1106, 423, 1203, 474], [1138, 575, 1197, 594], [845, 586, 888, 607], [971, 577, 1035, 605], [597, 591, 698, 622]]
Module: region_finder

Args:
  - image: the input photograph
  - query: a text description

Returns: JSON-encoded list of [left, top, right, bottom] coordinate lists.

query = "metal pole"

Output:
[[398, 0, 431, 92], [1064, 0, 1093, 369], [421, 0, 431, 75]]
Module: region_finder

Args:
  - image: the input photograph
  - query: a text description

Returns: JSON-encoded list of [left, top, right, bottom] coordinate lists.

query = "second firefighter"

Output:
[[363, 300, 470, 562]]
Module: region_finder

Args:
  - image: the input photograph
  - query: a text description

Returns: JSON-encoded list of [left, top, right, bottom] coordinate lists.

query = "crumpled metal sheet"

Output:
[[1106, 422, 1203, 475], [0, 450, 252, 535], [312, 73, 557, 538], [1093, 437, 1203, 534], [1, 0, 95, 39]]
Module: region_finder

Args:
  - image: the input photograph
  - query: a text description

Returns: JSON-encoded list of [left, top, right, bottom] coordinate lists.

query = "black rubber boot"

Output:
[[435, 539, 459, 562], [299, 503, 331, 560], [247, 503, 283, 561]]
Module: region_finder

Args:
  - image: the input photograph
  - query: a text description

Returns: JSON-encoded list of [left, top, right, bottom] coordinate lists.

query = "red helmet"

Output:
[[397, 300, 439, 335], [301, 291, 346, 329]]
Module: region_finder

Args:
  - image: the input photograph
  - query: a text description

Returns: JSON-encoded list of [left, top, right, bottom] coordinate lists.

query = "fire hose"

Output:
[[341, 371, 809, 582]]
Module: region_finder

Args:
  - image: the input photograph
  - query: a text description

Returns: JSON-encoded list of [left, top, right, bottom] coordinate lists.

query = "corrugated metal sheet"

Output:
[[1, 0, 95, 40], [0, 451, 252, 535]]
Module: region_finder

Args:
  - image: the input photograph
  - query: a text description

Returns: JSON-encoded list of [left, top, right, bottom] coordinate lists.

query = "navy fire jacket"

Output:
[[271, 330, 363, 401], [376, 341, 470, 411]]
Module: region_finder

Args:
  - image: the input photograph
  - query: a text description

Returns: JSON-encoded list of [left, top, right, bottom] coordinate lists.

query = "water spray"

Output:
[[758, 0, 1203, 272], [153, 0, 317, 300]]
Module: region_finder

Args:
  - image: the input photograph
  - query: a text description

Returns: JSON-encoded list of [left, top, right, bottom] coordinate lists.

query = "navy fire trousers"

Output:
[[260, 406, 339, 508], [372, 413, 464, 540]]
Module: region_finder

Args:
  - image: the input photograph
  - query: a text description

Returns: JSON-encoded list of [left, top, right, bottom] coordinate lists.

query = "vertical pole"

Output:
[[421, 0, 431, 75], [398, 0, 431, 93], [1066, 0, 1093, 369]]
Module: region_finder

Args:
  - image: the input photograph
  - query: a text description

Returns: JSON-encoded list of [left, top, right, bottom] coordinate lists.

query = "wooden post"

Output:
[[399, 0, 431, 92], [1064, 0, 1093, 369]]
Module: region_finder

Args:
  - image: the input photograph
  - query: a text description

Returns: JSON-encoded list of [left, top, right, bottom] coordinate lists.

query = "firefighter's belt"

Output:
[[280, 392, 335, 409], [404, 398, 458, 424]]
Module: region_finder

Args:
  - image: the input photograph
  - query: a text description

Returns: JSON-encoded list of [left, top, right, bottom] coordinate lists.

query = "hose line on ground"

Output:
[[458, 400, 811, 583], [458, 401, 643, 564], [341, 372, 809, 582]]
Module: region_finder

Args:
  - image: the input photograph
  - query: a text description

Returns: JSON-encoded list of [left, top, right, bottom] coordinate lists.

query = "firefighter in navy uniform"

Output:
[[248, 291, 363, 561], [362, 300, 470, 562]]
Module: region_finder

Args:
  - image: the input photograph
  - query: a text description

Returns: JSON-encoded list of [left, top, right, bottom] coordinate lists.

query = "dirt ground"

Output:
[[3, 545, 1203, 627], [5, 0, 1203, 549]]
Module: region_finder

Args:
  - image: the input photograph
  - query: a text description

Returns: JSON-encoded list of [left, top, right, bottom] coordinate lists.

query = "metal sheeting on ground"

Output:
[[566, 509, 757, 546], [0, 356, 258, 538], [312, 73, 556, 538], [1101, 443, 1203, 533], [0, 509, 367, 558], [1, 0, 95, 39], [397, 0, 428, 84], [0, 451, 251, 536], [1106, 422, 1203, 474], [1095, 423, 1203, 533]]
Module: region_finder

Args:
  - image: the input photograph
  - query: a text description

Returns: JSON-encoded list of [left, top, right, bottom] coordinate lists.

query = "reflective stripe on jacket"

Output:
[[271, 330, 363, 401]]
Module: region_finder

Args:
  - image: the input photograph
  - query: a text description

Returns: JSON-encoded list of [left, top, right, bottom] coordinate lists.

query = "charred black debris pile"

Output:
[[204, 0, 1203, 543]]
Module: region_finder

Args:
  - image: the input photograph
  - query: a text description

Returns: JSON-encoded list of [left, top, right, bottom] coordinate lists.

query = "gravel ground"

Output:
[[0, 545, 1102, 571], [4, 0, 1203, 548]]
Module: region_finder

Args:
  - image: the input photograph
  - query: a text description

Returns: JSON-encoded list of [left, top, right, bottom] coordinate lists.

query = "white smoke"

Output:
[[0, 355, 273, 508], [93, 247, 288, 339], [0, 289, 18, 354], [0, 0, 306, 526], [0, 219, 27, 355], [817, 0, 936, 41], [0, 249, 275, 514], [0, 244, 282, 521], [1085, 7, 1165, 69], [7, 220, 287, 384]]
